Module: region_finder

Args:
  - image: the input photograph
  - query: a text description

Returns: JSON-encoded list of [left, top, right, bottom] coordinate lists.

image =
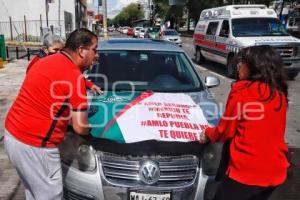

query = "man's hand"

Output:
[[90, 84, 103, 95]]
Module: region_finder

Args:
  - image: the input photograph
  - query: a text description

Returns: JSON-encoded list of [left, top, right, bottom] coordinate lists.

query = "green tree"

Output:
[[153, 0, 170, 20], [153, 0, 184, 29], [113, 3, 144, 26], [186, 0, 223, 25], [107, 18, 113, 26]]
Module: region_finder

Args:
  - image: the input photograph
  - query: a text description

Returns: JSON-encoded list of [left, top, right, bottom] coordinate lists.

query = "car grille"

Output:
[[169, 38, 178, 41], [288, 17, 299, 27], [63, 188, 95, 200], [275, 46, 295, 59], [99, 152, 199, 187]]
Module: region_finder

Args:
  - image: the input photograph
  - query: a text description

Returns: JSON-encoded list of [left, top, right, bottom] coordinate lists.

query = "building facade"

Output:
[[0, 0, 87, 41]]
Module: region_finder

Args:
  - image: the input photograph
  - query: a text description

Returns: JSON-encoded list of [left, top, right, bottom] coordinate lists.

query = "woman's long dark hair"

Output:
[[236, 45, 288, 101]]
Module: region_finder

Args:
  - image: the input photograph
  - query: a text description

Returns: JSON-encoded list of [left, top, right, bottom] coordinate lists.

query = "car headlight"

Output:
[[74, 145, 97, 171], [60, 134, 97, 172]]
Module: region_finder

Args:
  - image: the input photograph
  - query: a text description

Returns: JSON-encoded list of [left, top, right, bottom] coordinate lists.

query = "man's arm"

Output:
[[71, 110, 90, 135], [85, 79, 102, 94]]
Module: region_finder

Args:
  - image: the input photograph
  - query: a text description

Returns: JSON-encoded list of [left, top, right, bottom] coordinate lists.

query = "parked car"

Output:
[[127, 27, 134, 37], [117, 27, 123, 33], [122, 26, 130, 34], [145, 27, 161, 39], [108, 26, 115, 32], [161, 29, 183, 47], [133, 27, 143, 38], [138, 28, 146, 38], [60, 39, 223, 200]]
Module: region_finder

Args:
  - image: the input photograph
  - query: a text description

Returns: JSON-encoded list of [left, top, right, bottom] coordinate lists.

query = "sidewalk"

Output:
[[0, 59, 27, 199], [0, 60, 28, 140]]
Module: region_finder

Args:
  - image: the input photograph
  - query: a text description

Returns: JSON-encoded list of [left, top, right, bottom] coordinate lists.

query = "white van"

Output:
[[193, 4, 300, 79]]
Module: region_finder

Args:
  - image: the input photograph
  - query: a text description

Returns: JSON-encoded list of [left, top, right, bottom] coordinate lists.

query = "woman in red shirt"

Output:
[[203, 45, 289, 200]]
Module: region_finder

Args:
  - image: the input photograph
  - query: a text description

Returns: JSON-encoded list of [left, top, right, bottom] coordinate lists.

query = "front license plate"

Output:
[[129, 191, 171, 200]]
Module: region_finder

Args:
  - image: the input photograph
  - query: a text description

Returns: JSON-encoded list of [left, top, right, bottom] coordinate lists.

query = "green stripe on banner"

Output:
[[89, 91, 141, 143]]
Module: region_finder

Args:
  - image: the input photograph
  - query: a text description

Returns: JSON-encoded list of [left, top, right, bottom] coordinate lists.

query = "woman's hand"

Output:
[[200, 131, 209, 143]]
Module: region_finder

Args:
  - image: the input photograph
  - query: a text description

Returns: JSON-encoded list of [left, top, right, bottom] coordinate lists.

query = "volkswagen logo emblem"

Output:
[[139, 160, 160, 185]]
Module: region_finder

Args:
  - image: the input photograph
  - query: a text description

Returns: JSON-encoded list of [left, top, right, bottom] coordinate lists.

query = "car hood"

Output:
[[163, 35, 180, 40], [236, 36, 300, 46], [88, 91, 219, 145]]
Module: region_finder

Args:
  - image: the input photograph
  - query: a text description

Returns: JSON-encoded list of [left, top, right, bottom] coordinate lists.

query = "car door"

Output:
[[215, 20, 230, 65], [201, 21, 221, 62]]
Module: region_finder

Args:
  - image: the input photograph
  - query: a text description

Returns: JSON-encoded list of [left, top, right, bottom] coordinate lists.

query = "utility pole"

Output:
[[45, 0, 49, 27], [148, 0, 151, 21], [58, 0, 61, 36], [103, 0, 108, 39]]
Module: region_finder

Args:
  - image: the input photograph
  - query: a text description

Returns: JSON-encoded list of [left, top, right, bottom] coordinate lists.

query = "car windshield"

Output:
[[164, 30, 179, 36], [232, 18, 289, 37], [89, 50, 203, 92]]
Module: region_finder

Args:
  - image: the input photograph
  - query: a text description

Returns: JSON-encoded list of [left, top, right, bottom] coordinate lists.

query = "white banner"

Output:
[[117, 93, 210, 143]]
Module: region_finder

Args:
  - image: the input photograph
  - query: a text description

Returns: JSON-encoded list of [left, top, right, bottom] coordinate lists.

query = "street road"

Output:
[[0, 31, 299, 199]]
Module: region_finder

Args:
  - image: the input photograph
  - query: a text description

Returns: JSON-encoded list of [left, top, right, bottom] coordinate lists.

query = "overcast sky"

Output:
[[92, 0, 139, 19]]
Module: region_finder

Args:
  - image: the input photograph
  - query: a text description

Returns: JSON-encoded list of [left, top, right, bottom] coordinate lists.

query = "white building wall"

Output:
[[0, 0, 76, 40]]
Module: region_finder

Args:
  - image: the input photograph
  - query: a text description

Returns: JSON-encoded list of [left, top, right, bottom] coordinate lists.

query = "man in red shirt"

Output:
[[4, 28, 98, 200], [27, 33, 102, 94]]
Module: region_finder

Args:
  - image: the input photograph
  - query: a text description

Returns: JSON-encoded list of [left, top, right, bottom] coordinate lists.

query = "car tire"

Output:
[[227, 56, 237, 79], [195, 48, 205, 64], [288, 71, 299, 80]]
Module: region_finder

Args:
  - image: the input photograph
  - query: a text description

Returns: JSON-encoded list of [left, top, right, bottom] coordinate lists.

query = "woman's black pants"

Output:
[[213, 176, 276, 200]]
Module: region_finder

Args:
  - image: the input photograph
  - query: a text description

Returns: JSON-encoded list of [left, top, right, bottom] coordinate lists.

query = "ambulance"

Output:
[[193, 4, 300, 79]]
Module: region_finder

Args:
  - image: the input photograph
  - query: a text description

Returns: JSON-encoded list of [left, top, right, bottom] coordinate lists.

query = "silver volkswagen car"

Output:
[[60, 39, 223, 200]]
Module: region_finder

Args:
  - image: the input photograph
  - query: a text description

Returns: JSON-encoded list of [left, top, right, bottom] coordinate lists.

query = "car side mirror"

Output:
[[205, 76, 220, 88], [178, 33, 181, 36]]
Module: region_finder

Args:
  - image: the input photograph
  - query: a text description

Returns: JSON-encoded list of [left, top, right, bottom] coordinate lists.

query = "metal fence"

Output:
[[6, 46, 39, 61], [0, 19, 65, 42]]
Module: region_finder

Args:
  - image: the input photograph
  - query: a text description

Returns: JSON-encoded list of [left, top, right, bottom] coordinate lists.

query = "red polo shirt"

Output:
[[5, 53, 87, 148], [26, 56, 41, 73], [27, 54, 95, 89], [205, 80, 289, 187]]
